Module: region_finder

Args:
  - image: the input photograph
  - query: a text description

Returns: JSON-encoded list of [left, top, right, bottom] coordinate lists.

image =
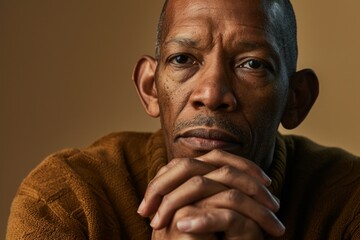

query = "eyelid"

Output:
[[167, 53, 198, 66], [236, 58, 275, 73]]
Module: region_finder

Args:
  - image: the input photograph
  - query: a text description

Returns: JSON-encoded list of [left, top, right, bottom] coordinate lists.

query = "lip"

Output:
[[175, 128, 244, 152]]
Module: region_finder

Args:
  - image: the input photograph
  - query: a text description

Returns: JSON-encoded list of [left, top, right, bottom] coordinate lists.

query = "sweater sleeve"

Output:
[[347, 214, 360, 240], [7, 188, 85, 239], [344, 179, 360, 240], [6, 132, 156, 240], [6, 150, 89, 240]]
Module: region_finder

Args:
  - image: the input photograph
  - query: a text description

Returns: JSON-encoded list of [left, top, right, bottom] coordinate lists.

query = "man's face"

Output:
[[155, 0, 289, 169]]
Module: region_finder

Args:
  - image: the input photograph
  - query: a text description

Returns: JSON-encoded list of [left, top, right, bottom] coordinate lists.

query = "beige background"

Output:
[[1, 0, 359, 237]]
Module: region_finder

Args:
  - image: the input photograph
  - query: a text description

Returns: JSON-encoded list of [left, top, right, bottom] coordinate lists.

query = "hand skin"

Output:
[[151, 203, 265, 240], [151, 206, 218, 240], [138, 149, 286, 239]]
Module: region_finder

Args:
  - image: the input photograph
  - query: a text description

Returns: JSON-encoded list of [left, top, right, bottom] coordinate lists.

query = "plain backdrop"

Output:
[[1, 0, 359, 238]]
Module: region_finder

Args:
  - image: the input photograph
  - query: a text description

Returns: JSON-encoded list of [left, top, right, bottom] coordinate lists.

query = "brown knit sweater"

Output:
[[6, 131, 360, 239]]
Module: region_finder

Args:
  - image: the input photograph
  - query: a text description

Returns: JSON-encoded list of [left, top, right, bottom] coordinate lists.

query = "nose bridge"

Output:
[[202, 60, 230, 96], [190, 54, 237, 111], [205, 56, 228, 85]]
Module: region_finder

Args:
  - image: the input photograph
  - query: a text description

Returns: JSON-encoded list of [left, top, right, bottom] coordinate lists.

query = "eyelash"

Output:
[[237, 59, 273, 72], [169, 54, 197, 66], [168, 54, 274, 73]]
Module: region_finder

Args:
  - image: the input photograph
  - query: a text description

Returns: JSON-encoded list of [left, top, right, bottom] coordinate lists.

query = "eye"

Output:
[[236, 58, 275, 75], [240, 59, 265, 69], [169, 54, 196, 66]]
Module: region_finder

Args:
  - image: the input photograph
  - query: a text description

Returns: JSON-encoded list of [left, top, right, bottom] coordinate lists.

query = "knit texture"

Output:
[[6, 131, 360, 239]]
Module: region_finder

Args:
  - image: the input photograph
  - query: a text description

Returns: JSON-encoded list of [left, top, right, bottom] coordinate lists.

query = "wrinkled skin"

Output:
[[155, 0, 289, 170], [133, 0, 319, 239]]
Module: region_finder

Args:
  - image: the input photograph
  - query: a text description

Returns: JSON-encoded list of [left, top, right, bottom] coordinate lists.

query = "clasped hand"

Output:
[[137, 149, 285, 239]]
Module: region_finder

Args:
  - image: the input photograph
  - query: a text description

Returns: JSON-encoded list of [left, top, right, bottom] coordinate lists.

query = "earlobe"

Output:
[[281, 69, 319, 129], [132, 55, 160, 118]]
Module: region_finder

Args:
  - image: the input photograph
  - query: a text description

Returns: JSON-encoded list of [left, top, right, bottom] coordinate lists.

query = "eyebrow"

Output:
[[165, 37, 276, 53], [162, 36, 279, 61]]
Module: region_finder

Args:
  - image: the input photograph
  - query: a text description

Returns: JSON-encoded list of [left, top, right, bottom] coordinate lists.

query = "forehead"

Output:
[[163, 0, 279, 52], [167, 0, 266, 25]]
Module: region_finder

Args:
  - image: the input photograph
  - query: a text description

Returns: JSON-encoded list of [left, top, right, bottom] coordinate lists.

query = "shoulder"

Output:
[[15, 130, 165, 201], [279, 135, 360, 238], [281, 134, 360, 189], [282, 134, 360, 171], [7, 131, 161, 238], [20, 131, 158, 195]]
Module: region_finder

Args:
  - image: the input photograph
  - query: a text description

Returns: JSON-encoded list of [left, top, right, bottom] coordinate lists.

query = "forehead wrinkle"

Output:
[[161, 0, 281, 60], [164, 22, 215, 51], [164, 37, 200, 49]]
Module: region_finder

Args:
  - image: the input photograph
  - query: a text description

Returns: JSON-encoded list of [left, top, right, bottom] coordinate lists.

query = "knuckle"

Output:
[[223, 210, 238, 226], [179, 157, 195, 169], [203, 212, 216, 222], [160, 194, 173, 211], [174, 205, 196, 219], [189, 175, 207, 187], [240, 160, 252, 172], [157, 165, 167, 174], [146, 179, 159, 195], [226, 189, 244, 202], [162, 194, 171, 204], [196, 212, 216, 228], [219, 165, 235, 177], [168, 157, 181, 166], [246, 162, 266, 177], [245, 180, 259, 196]]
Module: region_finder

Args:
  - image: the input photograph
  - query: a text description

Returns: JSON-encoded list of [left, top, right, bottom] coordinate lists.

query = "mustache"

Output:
[[174, 114, 248, 138]]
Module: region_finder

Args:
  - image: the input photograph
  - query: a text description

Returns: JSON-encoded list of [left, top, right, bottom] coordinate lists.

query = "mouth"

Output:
[[175, 128, 244, 152]]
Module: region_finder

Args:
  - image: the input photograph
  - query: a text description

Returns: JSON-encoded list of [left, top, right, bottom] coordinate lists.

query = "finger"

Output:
[[153, 205, 218, 240], [154, 158, 182, 178], [194, 189, 285, 237], [151, 176, 228, 229], [204, 165, 279, 211], [196, 149, 272, 186], [176, 209, 265, 239], [138, 158, 216, 217]]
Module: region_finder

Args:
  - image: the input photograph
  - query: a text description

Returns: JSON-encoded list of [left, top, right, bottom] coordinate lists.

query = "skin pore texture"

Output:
[[154, 0, 292, 169], [133, 0, 318, 239]]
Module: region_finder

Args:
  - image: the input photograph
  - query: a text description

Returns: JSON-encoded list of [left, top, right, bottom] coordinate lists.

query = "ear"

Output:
[[281, 69, 319, 129], [132, 55, 160, 118]]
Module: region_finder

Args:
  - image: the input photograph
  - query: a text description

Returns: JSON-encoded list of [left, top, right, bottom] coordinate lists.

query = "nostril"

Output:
[[218, 103, 230, 110], [193, 101, 205, 108]]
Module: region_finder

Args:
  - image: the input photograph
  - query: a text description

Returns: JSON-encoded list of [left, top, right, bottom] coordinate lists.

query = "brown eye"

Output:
[[170, 54, 195, 65], [242, 59, 263, 69]]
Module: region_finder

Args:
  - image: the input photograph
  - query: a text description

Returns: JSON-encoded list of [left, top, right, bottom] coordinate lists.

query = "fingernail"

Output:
[[273, 195, 280, 205], [263, 173, 272, 186], [177, 218, 193, 232], [277, 221, 286, 234], [150, 212, 160, 228], [271, 194, 280, 210], [137, 199, 145, 215]]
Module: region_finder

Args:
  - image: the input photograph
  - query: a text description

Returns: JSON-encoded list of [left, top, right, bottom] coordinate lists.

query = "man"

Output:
[[7, 0, 360, 239]]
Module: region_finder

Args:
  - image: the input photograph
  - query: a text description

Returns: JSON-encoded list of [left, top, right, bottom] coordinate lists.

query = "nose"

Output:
[[190, 62, 237, 112]]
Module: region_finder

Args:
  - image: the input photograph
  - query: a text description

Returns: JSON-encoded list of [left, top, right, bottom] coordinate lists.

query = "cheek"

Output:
[[242, 85, 287, 130], [156, 77, 185, 130]]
